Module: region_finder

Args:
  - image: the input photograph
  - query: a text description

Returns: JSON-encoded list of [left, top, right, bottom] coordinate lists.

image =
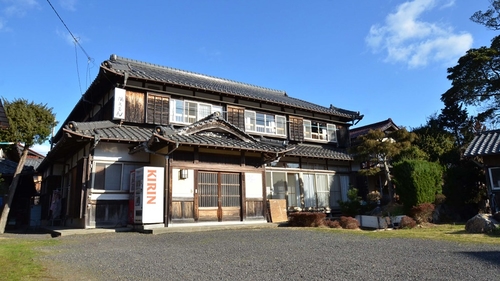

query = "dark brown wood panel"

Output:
[[246, 200, 264, 218], [125, 91, 145, 123], [289, 116, 304, 142], [146, 94, 169, 125], [226, 105, 245, 130], [171, 200, 194, 220]]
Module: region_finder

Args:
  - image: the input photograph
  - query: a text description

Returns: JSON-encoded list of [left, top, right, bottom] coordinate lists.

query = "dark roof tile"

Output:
[[104, 55, 361, 120], [464, 130, 500, 157], [285, 144, 352, 160]]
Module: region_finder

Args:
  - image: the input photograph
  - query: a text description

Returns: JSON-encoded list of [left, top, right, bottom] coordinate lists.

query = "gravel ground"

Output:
[[35, 227, 500, 281]]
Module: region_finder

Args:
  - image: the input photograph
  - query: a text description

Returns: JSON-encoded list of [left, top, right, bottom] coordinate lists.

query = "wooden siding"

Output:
[[226, 105, 245, 130], [289, 116, 304, 142], [125, 91, 145, 123], [146, 93, 169, 125], [171, 198, 195, 221]]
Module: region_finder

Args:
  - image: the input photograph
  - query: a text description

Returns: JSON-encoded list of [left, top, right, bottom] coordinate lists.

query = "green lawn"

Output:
[[316, 223, 500, 245], [0, 238, 58, 281]]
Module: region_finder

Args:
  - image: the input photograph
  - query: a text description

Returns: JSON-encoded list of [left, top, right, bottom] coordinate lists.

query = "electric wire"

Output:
[[46, 0, 95, 95]]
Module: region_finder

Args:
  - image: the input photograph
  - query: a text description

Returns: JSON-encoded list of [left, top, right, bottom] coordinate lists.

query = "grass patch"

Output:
[[315, 223, 500, 245], [0, 238, 58, 281]]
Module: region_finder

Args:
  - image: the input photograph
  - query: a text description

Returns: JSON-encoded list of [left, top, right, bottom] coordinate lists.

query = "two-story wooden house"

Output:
[[39, 54, 363, 229]]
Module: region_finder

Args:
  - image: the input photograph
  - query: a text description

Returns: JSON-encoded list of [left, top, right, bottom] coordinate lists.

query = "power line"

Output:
[[46, 0, 93, 63]]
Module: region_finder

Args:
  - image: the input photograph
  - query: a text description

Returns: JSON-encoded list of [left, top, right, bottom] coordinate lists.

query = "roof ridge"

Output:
[[109, 54, 287, 96]]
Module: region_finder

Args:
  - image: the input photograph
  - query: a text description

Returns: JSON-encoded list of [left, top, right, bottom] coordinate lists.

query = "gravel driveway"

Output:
[[37, 227, 500, 281]]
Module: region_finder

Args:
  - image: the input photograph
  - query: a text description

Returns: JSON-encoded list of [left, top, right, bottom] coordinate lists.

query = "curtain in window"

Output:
[[287, 173, 300, 207], [303, 174, 316, 208], [316, 174, 329, 208], [198, 104, 211, 120]]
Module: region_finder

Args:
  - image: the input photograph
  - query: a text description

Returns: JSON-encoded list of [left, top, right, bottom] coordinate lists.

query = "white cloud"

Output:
[[0, 0, 39, 31], [366, 0, 472, 68], [2, 0, 39, 17], [59, 0, 78, 11]]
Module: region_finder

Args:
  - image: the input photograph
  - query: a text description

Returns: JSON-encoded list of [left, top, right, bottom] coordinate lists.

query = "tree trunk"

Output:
[[383, 156, 393, 202], [0, 146, 29, 233]]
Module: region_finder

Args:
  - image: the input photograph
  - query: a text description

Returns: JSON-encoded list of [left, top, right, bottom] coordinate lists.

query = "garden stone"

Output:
[[465, 214, 499, 233]]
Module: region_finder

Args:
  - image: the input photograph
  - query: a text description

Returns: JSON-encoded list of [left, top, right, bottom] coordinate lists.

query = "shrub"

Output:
[[338, 187, 361, 217], [392, 159, 443, 213], [399, 216, 417, 229], [410, 203, 435, 224], [382, 202, 405, 217], [339, 216, 360, 229], [324, 219, 341, 228], [288, 212, 326, 227]]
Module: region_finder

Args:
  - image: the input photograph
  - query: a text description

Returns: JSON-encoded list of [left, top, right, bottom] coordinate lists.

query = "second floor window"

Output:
[[170, 99, 222, 124], [245, 110, 286, 136], [303, 120, 337, 142]]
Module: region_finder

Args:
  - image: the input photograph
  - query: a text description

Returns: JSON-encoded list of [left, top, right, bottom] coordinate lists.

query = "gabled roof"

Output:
[[464, 130, 500, 157], [152, 113, 290, 154], [349, 118, 399, 139], [103, 54, 362, 120]]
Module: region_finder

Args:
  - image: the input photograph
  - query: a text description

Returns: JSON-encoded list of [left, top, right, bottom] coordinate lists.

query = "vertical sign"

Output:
[[113, 88, 126, 120], [135, 166, 164, 224]]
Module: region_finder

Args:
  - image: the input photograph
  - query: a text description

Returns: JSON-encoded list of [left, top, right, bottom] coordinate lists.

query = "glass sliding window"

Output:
[[256, 112, 266, 133], [170, 99, 223, 124], [244, 110, 286, 136], [316, 174, 329, 208], [327, 124, 337, 142], [276, 116, 286, 136], [287, 173, 301, 207], [304, 120, 312, 139], [198, 103, 211, 120], [304, 120, 337, 142], [303, 174, 316, 208], [489, 167, 500, 190], [245, 111, 256, 131], [93, 163, 121, 191]]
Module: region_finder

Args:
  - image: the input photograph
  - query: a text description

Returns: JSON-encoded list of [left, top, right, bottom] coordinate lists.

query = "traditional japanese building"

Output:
[[38, 54, 363, 229]]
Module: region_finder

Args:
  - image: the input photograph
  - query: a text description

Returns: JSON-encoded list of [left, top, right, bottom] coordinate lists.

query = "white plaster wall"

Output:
[[94, 143, 149, 162], [172, 168, 194, 198], [245, 172, 263, 199]]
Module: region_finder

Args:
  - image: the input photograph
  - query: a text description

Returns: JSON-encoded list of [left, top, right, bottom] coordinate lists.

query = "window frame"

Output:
[[489, 167, 500, 190], [92, 161, 143, 192], [244, 110, 286, 137], [169, 99, 222, 124], [303, 120, 337, 143]]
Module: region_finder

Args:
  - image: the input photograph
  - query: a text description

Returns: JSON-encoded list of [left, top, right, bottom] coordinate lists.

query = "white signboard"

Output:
[[113, 88, 126, 120], [134, 166, 164, 224]]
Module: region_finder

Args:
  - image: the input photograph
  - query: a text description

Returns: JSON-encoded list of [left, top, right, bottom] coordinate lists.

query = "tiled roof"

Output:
[[65, 120, 154, 142], [350, 118, 399, 139], [154, 113, 289, 153], [285, 144, 353, 160], [103, 54, 362, 120], [464, 130, 500, 157], [0, 158, 34, 175]]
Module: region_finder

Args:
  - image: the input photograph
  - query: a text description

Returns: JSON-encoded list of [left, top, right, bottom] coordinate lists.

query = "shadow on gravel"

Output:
[[459, 251, 500, 266]]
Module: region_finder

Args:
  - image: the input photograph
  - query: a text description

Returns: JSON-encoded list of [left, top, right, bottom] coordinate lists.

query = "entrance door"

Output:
[[197, 172, 241, 222]]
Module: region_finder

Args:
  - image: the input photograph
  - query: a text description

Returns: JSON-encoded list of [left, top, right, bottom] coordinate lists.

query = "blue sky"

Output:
[[0, 0, 497, 155]]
